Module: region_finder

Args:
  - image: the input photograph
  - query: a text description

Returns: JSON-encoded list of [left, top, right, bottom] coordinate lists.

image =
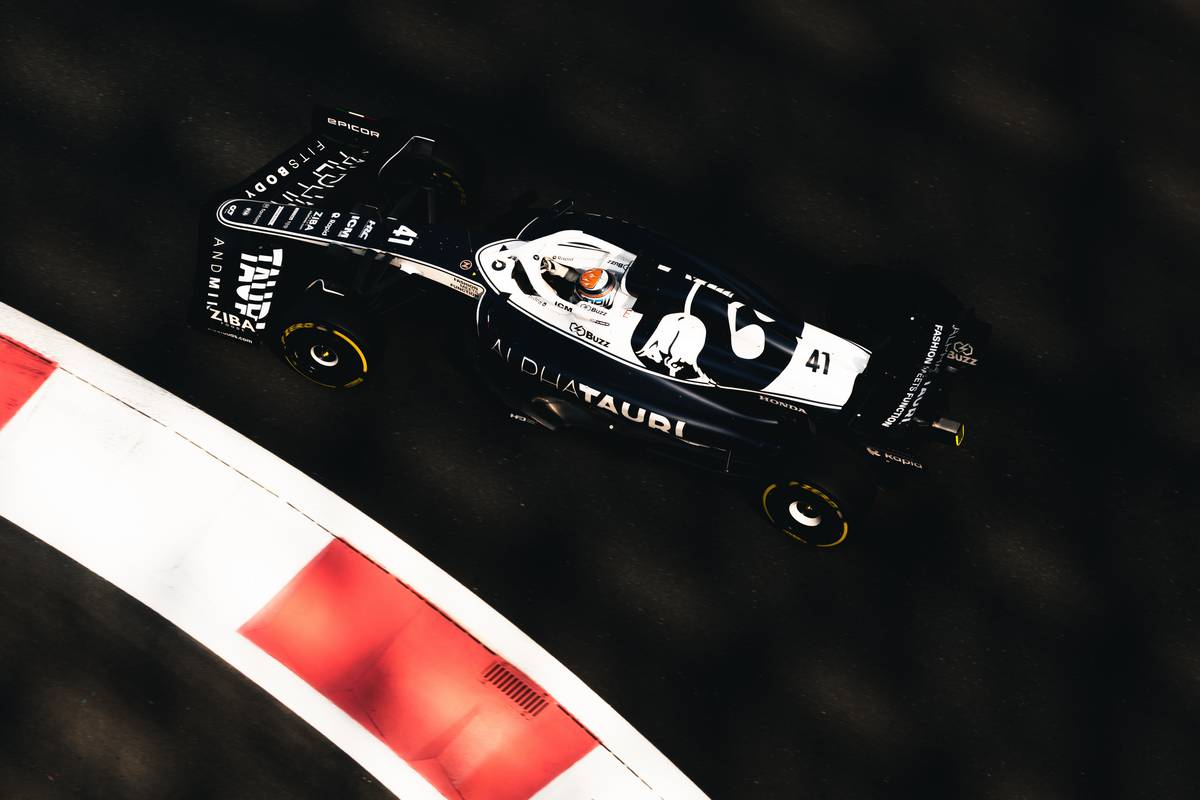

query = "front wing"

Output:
[[190, 107, 482, 345]]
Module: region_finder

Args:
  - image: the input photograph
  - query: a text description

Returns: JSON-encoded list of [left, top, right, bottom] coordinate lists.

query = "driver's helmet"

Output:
[[575, 268, 615, 304]]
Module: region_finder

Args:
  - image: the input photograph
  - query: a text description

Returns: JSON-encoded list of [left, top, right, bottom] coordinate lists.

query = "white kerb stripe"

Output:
[[0, 303, 706, 799]]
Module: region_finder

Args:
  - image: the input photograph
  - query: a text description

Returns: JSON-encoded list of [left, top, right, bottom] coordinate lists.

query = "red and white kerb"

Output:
[[0, 334, 55, 432], [0, 306, 703, 800]]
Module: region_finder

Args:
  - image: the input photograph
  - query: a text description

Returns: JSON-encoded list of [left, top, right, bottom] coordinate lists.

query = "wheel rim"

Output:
[[787, 500, 823, 527], [310, 345, 339, 367], [280, 322, 368, 388], [762, 481, 849, 547]]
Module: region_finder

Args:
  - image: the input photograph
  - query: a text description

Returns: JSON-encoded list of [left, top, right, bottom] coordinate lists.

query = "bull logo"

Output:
[[635, 280, 713, 382], [636, 312, 709, 380]]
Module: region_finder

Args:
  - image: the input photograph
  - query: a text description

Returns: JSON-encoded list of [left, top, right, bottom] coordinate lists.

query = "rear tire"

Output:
[[761, 445, 874, 547], [276, 291, 380, 389]]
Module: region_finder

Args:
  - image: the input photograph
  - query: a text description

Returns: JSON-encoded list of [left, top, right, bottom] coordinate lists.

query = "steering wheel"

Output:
[[521, 254, 573, 311]]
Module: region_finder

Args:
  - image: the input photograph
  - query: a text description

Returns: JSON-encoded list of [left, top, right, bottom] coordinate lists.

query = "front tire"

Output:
[[277, 293, 378, 388]]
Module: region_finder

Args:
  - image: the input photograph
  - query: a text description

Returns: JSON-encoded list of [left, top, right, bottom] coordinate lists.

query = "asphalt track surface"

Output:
[[1, 1, 1198, 798]]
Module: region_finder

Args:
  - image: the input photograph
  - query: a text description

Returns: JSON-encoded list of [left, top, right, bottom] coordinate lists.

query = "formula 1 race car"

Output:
[[190, 106, 989, 547]]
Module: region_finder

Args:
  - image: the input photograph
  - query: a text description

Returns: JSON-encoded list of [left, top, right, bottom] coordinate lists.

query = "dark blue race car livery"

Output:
[[191, 106, 990, 546]]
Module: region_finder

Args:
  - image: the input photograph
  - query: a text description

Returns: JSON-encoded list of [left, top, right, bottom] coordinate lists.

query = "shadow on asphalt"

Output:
[[0, 517, 389, 800], [1, 1, 1198, 797]]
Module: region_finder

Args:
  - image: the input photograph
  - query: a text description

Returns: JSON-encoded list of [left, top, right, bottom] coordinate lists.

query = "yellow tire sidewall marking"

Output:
[[762, 480, 849, 547], [280, 323, 366, 388], [332, 329, 367, 376], [761, 483, 779, 524], [280, 321, 315, 346]]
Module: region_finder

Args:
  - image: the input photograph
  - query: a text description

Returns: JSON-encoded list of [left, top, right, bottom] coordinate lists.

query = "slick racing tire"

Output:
[[277, 294, 379, 389], [761, 448, 874, 548]]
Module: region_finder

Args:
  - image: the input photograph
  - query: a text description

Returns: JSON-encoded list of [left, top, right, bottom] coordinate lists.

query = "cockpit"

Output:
[[475, 223, 871, 409], [507, 231, 638, 311]]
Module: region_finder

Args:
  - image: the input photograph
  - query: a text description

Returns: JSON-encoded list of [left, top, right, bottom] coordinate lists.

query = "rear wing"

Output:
[[846, 306, 989, 436], [190, 107, 481, 345]]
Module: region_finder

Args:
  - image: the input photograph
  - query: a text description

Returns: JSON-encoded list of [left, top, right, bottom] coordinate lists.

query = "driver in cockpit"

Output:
[[572, 267, 617, 307]]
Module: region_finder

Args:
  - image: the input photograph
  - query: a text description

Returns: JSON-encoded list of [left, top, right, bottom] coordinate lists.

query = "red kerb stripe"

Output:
[[0, 334, 56, 432], [240, 540, 597, 800]]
